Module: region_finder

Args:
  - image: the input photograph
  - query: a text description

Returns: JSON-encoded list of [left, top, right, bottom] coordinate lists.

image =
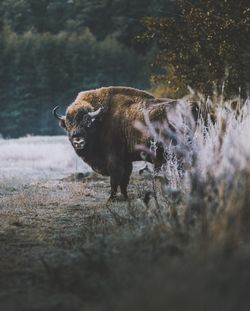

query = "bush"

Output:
[[142, 0, 250, 98]]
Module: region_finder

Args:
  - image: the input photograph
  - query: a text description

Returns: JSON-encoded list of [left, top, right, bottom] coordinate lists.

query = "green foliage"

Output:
[[150, 65, 187, 98], [0, 0, 73, 33], [0, 0, 176, 42], [142, 0, 250, 97]]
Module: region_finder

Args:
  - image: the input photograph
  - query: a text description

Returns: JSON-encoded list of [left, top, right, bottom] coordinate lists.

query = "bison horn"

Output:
[[53, 106, 65, 121], [88, 107, 103, 119]]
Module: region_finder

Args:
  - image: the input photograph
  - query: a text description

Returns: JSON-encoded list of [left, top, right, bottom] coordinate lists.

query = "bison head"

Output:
[[53, 106, 103, 150]]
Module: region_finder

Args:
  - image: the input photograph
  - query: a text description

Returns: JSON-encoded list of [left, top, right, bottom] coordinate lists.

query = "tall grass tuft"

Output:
[[137, 93, 250, 250]]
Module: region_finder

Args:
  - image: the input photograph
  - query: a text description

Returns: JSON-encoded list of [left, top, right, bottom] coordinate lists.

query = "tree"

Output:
[[142, 0, 250, 97]]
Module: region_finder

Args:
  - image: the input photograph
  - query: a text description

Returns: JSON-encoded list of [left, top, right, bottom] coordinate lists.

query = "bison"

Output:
[[53, 86, 194, 201]]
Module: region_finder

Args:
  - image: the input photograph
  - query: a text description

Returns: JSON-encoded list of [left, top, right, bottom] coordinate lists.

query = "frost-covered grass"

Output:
[[0, 135, 91, 187], [152, 95, 250, 246], [187, 97, 250, 244], [192, 99, 250, 180], [132, 95, 250, 246]]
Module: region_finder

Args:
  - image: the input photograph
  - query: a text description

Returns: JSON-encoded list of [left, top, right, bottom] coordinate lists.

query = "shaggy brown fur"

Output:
[[54, 86, 194, 201]]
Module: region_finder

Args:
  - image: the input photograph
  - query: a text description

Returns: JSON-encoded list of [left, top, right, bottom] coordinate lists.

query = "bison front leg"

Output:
[[107, 156, 123, 201], [109, 175, 120, 201], [107, 155, 132, 201], [120, 162, 132, 200]]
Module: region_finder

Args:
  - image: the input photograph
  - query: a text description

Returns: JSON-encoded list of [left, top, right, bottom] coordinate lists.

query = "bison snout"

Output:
[[72, 137, 85, 149]]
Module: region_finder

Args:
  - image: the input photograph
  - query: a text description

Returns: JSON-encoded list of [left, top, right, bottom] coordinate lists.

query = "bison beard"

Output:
[[53, 86, 194, 202]]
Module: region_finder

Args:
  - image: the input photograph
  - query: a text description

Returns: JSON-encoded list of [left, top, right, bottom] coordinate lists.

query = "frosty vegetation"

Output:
[[153, 94, 250, 245]]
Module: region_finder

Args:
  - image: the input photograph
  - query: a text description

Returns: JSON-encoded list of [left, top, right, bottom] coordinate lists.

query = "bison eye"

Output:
[[82, 115, 92, 128], [86, 121, 92, 128]]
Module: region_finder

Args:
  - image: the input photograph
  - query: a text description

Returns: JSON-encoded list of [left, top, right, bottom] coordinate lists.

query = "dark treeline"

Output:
[[0, 0, 176, 137]]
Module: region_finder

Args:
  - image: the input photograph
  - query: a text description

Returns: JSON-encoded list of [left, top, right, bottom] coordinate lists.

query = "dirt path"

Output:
[[0, 170, 151, 311]]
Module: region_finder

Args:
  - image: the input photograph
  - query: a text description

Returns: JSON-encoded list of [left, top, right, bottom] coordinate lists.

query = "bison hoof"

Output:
[[121, 194, 129, 201], [107, 195, 117, 204], [107, 194, 129, 204]]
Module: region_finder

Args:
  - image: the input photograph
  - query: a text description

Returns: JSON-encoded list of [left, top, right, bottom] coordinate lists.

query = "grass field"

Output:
[[1, 98, 250, 311]]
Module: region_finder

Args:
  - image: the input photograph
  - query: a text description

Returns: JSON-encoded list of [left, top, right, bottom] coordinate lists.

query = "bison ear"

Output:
[[59, 118, 66, 129], [53, 106, 67, 129]]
